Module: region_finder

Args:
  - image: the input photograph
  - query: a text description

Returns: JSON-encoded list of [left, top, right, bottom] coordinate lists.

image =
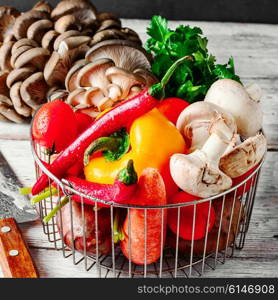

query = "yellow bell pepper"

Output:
[[84, 108, 187, 195]]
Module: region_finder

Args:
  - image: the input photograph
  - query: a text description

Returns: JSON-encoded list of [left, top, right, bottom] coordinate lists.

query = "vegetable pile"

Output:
[[23, 14, 267, 266]]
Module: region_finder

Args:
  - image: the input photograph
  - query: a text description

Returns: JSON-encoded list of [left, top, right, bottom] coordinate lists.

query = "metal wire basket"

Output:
[[31, 138, 265, 278]]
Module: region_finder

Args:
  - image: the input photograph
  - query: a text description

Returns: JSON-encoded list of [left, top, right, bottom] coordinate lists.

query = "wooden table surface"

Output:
[[0, 19, 277, 278]]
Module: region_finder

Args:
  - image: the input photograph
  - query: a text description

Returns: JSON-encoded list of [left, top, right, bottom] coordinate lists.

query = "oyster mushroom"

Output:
[[105, 66, 146, 99], [51, 0, 97, 21], [41, 30, 59, 51], [11, 38, 38, 55], [85, 40, 152, 72], [170, 116, 235, 198], [76, 58, 115, 91], [176, 101, 237, 152], [53, 30, 81, 51], [32, 1, 53, 14], [66, 87, 88, 107], [0, 102, 25, 123], [59, 35, 91, 50], [65, 59, 89, 92], [27, 19, 53, 43], [0, 94, 12, 106], [10, 45, 33, 68], [9, 81, 32, 117], [6, 67, 36, 88], [13, 10, 49, 40], [47, 86, 68, 102], [89, 29, 126, 47], [97, 19, 121, 32], [0, 6, 20, 43], [204, 79, 263, 138], [0, 40, 14, 71], [14, 47, 50, 70], [54, 15, 81, 34], [20, 72, 48, 110], [220, 133, 267, 178]]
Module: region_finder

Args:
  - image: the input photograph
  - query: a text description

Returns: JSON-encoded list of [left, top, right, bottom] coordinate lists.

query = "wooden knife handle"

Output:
[[0, 218, 38, 278]]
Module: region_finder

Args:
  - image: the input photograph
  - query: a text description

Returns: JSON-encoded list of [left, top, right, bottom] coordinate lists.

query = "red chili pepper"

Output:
[[157, 97, 190, 124], [32, 56, 191, 195], [63, 160, 138, 207], [168, 191, 216, 241]]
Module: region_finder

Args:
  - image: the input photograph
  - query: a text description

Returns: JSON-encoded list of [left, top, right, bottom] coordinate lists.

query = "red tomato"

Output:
[[32, 100, 78, 152], [168, 191, 215, 241], [158, 97, 190, 124], [75, 112, 93, 134], [232, 164, 259, 196]]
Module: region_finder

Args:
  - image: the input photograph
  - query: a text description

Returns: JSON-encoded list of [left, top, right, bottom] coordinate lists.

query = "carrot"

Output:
[[120, 168, 167, 265]]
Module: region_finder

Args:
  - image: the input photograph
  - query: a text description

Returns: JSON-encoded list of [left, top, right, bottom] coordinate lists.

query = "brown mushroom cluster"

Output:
[[0, 0, 143, 122], [64, 40, 157, 117]]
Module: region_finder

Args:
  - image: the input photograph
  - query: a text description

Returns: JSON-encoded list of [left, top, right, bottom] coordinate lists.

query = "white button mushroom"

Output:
[[170, 116, 235, 198], [204, 79, 263, 138], [176, 101, 237, 153]]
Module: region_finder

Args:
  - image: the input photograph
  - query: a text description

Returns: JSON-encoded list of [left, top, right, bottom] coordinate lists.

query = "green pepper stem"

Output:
[[19, 187, 32, 195], [83, 136, 122, 166], [116, 160, 138, 185], [113, 209, 125, 243], [31, 187, 58, 205], [148, 55, 194, 99], [43, 197, 69, 223]]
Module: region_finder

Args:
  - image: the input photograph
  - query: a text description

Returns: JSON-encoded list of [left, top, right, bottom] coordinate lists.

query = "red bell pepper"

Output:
[[157, 97, 190, 124], [168, 191, 216, 241], [32, 56, 192, 195]]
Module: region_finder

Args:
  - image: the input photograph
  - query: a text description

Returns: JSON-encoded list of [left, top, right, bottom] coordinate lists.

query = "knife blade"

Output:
[[0, 151, 37, 223], [0, 151, 38, 278]]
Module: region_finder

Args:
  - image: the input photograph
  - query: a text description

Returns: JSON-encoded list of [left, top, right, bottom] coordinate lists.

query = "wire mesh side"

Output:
[[33, 142, 263, 278]]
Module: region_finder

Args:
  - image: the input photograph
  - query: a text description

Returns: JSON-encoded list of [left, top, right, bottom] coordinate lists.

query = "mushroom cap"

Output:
[[47, 87, 68, 101], [6, 67, 36, 88], [11, 38, 38, 55], [0, 94, 12, 106], [66, 87, 87, 107], [44, 51, 72, 86], [54, 15, 81, 34], [0, 102, 25, 123], [20, 72, 48, 110], [27, 19, 53, 43], [97, 19, 121, 32], [220, 133, 267, 178], [76, 58, 115, 90], [0, 40, 14, 71], [65, 59, 89, 92], [0, 71, 9, 96], [41, 30, 59, 51], [51, 0, 97, 21], [13, 10, 49, 40], [32, 1, 53, 14], [9, 81, 32, 117], [11, 45, 33, 68], [89, 29, 126, 46], [14, 47, 50, 70], [97, 13, 119, 22], [170, 152, 232, 198], [53, 30, 81, 51], [176, 101, 237, 152], [85, 39, 152, 72], [59, 35, 91, 50], [0, 6, 20, 43], [204, 79, 263, 138]]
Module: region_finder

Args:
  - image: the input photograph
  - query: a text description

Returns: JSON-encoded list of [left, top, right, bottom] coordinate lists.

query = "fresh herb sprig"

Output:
[[145, 15, 241, 103]]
